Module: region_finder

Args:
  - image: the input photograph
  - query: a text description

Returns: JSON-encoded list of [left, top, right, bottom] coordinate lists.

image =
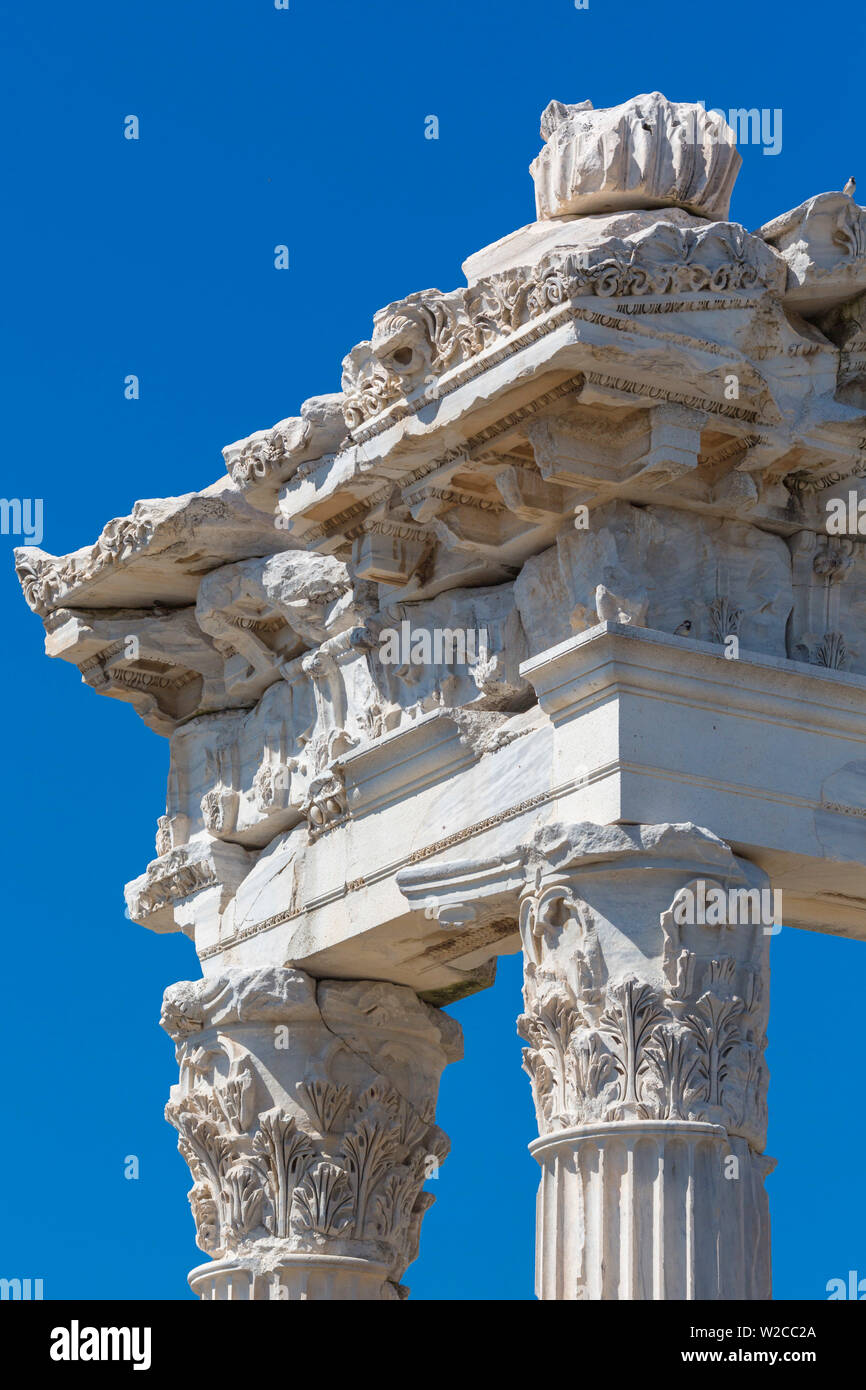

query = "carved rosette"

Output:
[[161, 967, 462, 1300], [516, 822, 773, 1299]]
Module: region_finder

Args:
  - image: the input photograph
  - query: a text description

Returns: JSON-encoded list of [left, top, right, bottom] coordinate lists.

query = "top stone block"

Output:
[[531, 92, 742, 222]]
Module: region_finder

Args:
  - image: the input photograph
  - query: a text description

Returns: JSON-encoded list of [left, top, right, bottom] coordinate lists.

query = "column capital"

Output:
[[516, 821, 770, 1150], [161, 967, 461, 1299]]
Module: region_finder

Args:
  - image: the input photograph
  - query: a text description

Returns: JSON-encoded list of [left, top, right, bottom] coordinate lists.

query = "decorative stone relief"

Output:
[[222, 395, 347, 512], [530, 93, 742, 221], [515, 820, 772, 1299], [514, 500, 793, 657], [15, 480, 286, 618], [340, 218, 781, 435], [195, 551, 359, 701], [788, 529, 866, 673], [125, 837, 253, 937], [759, 191, 866, 315]]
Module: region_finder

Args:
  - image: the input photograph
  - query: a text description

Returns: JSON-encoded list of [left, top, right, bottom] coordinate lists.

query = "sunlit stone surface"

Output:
[[18, 93, 866, 1299]]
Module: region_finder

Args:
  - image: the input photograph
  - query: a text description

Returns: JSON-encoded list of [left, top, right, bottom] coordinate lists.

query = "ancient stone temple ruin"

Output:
[[17, 93, 866, 1300]]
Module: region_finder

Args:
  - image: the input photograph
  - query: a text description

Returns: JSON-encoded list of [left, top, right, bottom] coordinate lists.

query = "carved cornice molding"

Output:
[[222, 396, 347, 508], [126, 839, 253, 936], [340, 225, 781, 438], [16, 497, 228, 617]]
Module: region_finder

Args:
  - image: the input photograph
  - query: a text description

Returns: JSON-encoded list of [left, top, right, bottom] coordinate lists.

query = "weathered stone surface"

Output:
[[759, 191, 866, 316], [223, 394, 348, 514], [530, 93, 742, 221], [16, 476, 288, 616], [161, 967, 460, 1299], [17, 93, 866, 1300], [514, 501, 793, 658]]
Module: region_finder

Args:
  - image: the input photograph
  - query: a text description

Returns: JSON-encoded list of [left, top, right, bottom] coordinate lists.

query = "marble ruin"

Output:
[[17, 92, 866, 1299]]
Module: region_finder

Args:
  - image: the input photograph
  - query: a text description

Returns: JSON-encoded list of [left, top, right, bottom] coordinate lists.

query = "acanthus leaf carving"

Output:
[[517, 868, 769, 1146], [162, 969, 458, 1284]]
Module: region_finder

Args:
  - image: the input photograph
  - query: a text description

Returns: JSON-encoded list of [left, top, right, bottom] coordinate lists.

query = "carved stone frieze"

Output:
[[515, 500, 793, 658], [788, 529, 866, 672], [341, 221, 782, 434], [195, 550, 359, 701]]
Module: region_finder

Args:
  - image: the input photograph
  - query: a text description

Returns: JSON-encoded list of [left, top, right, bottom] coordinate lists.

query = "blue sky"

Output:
[[1, 0, 864, 1300]]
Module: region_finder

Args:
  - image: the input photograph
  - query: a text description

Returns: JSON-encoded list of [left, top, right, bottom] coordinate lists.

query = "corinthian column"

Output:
[[160, 966, 461, 1300], [517, 822, 773, 1300]]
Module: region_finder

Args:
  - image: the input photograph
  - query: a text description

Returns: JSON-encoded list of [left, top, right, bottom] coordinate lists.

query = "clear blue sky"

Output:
[[1, 0, 864, 1300]]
